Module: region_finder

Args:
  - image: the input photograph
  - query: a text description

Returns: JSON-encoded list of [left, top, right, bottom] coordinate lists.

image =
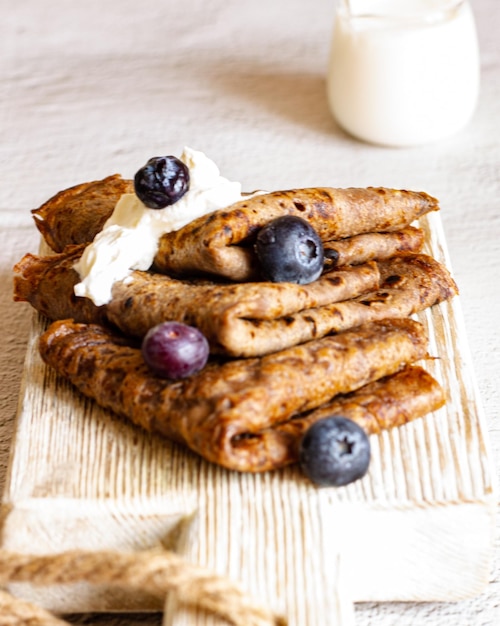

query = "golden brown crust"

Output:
[[14, 247, 457, 357], [13, 244, 106, 324], [38, 318, 430, 472], [13, 245, 379, 354], [31, 175, 134, 252], [229, 365, 446, 469], [155, 187, 438, 280], [30, 177, 438, 277], [324, 226, 424, 268], [286, 365, 445, 437]]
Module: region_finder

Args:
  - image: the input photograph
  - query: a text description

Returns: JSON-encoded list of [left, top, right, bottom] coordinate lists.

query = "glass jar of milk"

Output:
[[327, 0, 480, 147]]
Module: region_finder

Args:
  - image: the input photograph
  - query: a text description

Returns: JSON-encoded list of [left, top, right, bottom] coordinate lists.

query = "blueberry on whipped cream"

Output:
[[73, 147, 247, 306]]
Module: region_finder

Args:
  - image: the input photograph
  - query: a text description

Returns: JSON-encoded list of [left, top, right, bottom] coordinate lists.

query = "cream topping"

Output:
[[74, 147, 246, 306]]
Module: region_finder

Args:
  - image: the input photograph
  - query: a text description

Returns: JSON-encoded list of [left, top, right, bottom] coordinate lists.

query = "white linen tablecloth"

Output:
[[1, 0, 499, 623]]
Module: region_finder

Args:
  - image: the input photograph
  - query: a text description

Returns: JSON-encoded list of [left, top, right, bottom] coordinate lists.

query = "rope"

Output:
[[0, 589, 67, 626], [0, 549, 286, 626]]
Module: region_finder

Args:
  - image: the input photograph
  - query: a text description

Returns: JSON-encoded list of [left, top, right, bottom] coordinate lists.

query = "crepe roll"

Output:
[[38, 317, 432, 472]]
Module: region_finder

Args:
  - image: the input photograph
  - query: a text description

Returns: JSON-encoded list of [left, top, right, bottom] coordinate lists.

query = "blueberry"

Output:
[[141, 322, 209, 379], [299, 416, 371, 487], [255, 215, 324, 284], [134, 156, 190, 209]]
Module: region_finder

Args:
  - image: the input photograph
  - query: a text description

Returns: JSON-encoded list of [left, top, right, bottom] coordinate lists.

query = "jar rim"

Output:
[[339, 0, 466, 26]]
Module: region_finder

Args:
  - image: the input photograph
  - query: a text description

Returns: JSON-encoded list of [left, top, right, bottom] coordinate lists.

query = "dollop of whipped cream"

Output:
[[74, 147, 245, 306]]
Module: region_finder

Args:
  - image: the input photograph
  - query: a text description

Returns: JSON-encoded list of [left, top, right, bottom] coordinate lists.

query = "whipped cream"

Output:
[[74, 147, 246, 306]]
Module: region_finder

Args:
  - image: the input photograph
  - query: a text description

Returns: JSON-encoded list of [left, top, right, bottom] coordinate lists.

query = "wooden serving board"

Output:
[[1, 211, 497, 625]]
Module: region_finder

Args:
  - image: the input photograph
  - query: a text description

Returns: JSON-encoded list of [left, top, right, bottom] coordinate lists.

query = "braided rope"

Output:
[[0, 549, 286, 626], [0, 589, 67, 626]]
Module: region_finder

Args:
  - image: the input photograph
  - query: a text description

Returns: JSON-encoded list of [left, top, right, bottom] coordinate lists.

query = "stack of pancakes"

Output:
[[13, 176, 457, 473]]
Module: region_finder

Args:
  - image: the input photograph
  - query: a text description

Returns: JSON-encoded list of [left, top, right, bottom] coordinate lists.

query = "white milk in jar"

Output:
[[327, 0, 480, 146]]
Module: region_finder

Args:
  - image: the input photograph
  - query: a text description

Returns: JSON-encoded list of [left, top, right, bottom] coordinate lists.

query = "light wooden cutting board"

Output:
[[1, 211, 496, 625]]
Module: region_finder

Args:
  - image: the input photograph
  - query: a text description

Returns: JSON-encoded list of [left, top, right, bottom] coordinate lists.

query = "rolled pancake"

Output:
[[14, 248, 456, 357], [30, 178, 437, 278], [232, 365, 446, 471], [14, 249, 457, 357], [154, 187, 438, 280], [324, 226, 424, 267], [32, 175, 133, 252], [38, 318, 432, 472]]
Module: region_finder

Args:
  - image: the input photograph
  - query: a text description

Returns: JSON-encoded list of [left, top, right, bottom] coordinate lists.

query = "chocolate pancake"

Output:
[[32, 175, 133, 252], [154, 187, 438, 280], [31, 177, 437, 279], [324, 226, 424, 267], [38, 318, 434, 472], [14, 248, 457, 357], [232, 365, 445, 470]]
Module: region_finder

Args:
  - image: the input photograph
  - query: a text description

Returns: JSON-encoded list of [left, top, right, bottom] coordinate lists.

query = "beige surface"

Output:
[[1, 0, 499, 624]]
